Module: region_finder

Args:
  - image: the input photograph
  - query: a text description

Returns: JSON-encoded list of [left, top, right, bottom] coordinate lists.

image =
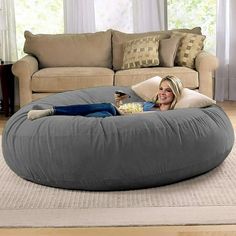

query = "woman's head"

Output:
[[157, 75, 183, 110]]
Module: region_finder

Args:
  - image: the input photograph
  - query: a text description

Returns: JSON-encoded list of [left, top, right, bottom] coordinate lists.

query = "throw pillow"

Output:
[[174, 88, 216, 109], [159, 35, 182, 67], [112, 28, 201, 70], [121, 36, 160, 70], [172, 31, 206, 69], [131, 76, 162, 101]]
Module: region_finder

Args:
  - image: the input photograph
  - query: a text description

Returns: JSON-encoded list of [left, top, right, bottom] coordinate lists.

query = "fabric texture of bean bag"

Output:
[[2, 86, 234, 191]]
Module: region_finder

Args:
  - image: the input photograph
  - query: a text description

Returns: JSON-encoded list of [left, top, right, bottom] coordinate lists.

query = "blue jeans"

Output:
[[53, 103, 118, 118]]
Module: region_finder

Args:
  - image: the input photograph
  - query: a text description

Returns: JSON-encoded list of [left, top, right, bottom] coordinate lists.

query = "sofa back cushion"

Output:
[[24, 30, 112, 69], [112, 27, 202, 71]]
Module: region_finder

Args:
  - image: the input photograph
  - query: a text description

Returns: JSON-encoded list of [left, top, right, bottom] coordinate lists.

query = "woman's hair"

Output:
[[158, 75, 183, 109]]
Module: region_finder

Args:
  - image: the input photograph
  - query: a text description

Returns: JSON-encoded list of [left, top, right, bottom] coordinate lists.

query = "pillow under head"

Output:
[[131, 76, 216, 108], [131, 76, 162, 101], [174, 88, 216, 109]]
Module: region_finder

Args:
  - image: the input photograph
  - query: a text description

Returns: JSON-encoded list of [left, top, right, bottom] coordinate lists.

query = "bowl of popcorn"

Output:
[[119, 102, 143, 114]]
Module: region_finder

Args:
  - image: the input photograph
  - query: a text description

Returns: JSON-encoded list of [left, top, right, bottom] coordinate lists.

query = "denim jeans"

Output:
[[53, 103, 118, 118]]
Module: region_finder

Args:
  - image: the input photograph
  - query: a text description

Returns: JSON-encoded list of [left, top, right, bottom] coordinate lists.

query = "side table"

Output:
[[0, 61, 15, 116]]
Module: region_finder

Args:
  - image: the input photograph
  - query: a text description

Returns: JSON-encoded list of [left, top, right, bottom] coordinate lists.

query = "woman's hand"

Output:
[[114, 93, 130, 107]]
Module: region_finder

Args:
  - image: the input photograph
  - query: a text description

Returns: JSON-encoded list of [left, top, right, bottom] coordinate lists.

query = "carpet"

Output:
[[0, 136, 236, 227]]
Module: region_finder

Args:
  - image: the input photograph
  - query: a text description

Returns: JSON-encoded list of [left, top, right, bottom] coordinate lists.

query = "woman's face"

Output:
[[158, 80, 174, 105]]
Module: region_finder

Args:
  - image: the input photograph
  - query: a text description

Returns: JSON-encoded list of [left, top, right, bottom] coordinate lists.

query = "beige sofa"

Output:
[[12, 27, 218, 107]]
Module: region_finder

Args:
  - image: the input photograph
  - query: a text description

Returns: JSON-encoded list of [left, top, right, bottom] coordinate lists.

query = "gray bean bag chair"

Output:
[[2, 86, 235, 191]]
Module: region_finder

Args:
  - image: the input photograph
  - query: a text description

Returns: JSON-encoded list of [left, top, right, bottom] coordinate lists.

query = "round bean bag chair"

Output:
[[2, 86, 235, 191]]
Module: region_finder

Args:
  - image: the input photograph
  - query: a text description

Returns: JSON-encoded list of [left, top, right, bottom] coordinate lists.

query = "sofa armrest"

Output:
[[195, 51, 219, 99], [12, 55, 39, 107]]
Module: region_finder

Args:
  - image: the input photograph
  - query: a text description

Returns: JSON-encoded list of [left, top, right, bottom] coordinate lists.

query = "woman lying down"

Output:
[[27, 75, 183, 121]]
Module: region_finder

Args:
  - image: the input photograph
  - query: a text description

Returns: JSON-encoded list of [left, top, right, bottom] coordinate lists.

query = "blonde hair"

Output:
[[157, 75, 183, 109]]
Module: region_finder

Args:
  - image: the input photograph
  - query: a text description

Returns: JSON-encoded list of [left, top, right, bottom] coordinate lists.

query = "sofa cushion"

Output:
[[175, 88, 216, 109], [121, 36, 160, 70], [24, 30, 112, 69], [114, 67, 198, 89], [31, 67, 114, 92], [172, 32, 206, 69], [112, 27, 202, 71], [159, 35, 182, 67]]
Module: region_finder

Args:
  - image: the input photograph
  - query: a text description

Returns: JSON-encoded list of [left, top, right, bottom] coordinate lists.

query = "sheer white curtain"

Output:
[[63, 0, 167, 34], [133, 0, 167, 32], [63, 0, 95, 33], [215, 0, 236, 101], [0, 0, 17, 61]]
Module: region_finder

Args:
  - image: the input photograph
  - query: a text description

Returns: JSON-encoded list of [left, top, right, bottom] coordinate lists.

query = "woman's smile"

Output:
[[158, 80, 174, 105]]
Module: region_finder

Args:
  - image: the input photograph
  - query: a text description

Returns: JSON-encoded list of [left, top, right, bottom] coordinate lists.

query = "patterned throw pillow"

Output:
[[121, 36, 160, 70], [172, 32, 206, 69]]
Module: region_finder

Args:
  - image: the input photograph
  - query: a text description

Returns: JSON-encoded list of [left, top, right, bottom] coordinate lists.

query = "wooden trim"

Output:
[[1, 225, 236, 236]]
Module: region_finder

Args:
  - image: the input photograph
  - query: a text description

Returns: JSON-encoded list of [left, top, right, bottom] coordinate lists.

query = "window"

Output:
[[14, 0, 217, 58], [14, 0, 64, 59], [94, 0, 133, 33], [167, 0, 217, 54], [94, 0, 217, 53]]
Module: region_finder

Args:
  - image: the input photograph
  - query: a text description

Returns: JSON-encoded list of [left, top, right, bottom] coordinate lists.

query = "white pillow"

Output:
[[131, 76, 162, 101], [175, 88, 216, 109]]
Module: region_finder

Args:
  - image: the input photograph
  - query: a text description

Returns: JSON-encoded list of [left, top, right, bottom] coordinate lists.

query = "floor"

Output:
[[0, 101, 236, 236]]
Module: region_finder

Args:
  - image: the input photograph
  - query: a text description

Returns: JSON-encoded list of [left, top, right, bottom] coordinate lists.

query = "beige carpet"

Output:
[[0, 135, 236, 227]]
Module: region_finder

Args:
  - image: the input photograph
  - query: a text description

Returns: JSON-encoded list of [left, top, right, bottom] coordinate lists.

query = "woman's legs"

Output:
[[85, 111, 113, 118], [27, 103, 118, 120], [27, 108, 54, 120], [54, 103, 117, 116]]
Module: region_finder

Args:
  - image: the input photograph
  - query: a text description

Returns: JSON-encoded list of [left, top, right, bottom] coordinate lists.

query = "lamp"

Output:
[[0, 7, 6, 64]]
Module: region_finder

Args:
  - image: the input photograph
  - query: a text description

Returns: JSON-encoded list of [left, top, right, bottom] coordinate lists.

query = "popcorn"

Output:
[[119, 102, 143, 114]]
